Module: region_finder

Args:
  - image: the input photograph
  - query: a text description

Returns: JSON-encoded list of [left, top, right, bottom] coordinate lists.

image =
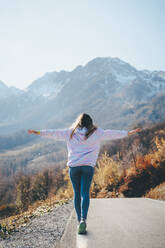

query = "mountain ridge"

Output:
[[0, 57, 165, 134]]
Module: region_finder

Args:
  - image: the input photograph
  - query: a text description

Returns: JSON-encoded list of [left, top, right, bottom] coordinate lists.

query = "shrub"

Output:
[[0, 204, 18, 219]]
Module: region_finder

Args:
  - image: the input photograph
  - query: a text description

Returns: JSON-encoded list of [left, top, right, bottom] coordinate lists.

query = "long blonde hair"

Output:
[[70, 113, 97, 140]]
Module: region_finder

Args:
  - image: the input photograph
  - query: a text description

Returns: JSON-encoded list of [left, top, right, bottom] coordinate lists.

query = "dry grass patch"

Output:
[[145, 182, 165, 201]]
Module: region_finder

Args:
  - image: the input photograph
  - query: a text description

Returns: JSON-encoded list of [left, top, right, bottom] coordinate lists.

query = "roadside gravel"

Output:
[[0, 200, 73, 248]]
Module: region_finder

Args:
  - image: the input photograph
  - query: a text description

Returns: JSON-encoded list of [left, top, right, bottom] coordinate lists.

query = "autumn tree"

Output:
[[16, 175, 31, 211]]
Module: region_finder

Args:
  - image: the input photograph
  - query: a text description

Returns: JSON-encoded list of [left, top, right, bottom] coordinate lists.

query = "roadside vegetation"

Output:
[[58, 135, 165, 200]]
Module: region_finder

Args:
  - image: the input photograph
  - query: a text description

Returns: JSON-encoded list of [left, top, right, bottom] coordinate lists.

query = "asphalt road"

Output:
[[57, 198, 165, 248]]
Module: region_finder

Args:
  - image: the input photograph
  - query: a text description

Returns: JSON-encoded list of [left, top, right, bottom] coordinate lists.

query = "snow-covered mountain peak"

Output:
[[27, 71, 70, 99], [85, 57, 137, 76]]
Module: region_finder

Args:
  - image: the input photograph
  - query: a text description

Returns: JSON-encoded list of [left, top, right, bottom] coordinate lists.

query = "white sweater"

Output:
[[40, 127, 128, 167]]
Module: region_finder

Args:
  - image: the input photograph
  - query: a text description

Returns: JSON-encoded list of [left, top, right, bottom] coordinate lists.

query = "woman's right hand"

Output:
[[128, 128, 142, 136]]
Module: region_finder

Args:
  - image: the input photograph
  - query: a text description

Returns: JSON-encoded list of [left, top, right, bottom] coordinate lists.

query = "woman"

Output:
[[28, 113, 141, 234]]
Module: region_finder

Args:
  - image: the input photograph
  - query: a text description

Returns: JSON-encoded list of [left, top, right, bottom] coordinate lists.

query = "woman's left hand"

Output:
[[28, 130, 40, 135]]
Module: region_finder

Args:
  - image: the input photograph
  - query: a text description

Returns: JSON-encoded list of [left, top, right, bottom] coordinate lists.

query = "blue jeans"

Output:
[[69, 165, 94, 222]]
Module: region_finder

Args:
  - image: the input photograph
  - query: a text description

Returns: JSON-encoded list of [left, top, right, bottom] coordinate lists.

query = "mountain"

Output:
[[0, 81, 23, 99], [0, 57, 165, 134], [0, 81, 9, 98], [26, 70, 70, 98]]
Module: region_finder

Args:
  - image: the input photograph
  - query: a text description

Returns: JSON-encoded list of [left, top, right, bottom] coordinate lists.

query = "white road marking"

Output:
[[77, 234, 88, 248]]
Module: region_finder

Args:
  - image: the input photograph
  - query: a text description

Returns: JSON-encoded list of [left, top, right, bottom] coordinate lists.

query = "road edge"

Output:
[[55, 209, 77, 248]]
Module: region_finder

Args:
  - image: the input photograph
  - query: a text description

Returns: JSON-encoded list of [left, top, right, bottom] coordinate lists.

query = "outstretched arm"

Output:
[[99, 127, 142, 140], [28, 129, 71, 141]]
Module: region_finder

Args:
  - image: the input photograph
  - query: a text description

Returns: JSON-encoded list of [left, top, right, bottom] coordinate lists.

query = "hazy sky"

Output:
[[0, 0, 165, 89]]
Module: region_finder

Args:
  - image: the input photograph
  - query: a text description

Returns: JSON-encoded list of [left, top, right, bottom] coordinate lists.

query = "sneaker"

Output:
[[78, 219, 87, 234]]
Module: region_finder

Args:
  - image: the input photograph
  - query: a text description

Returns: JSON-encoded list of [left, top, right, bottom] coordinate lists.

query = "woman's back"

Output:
[[67, 127, 101, 167]]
